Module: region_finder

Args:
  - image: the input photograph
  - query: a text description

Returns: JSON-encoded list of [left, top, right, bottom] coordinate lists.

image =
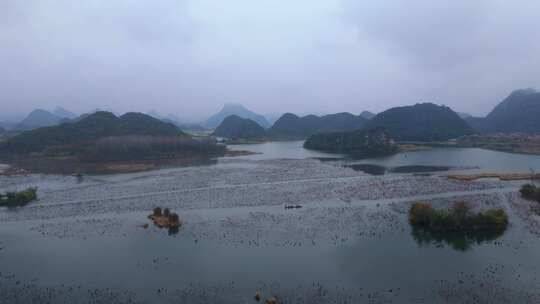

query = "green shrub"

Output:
[[0, 187, 38, 207], [520, 184, 540, 202], [409, 201, 508, 232], [409, 202, 435, 226], [153, 207, 162, 216], [163, 208, 170, 217]]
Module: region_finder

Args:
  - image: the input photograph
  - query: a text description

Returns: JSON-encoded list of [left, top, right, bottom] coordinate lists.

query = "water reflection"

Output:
[[168, 226, 179, 235], [411, 227, 505, 251]]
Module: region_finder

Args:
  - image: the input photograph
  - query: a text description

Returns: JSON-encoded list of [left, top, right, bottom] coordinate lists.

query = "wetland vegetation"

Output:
[[520, 184, 540, 202], [0, 187, 37, 208], [409, 201, 509, 233]]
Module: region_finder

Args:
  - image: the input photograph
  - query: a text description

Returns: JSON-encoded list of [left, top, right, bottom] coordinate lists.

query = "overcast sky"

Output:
[[1, 0, 540, 121]]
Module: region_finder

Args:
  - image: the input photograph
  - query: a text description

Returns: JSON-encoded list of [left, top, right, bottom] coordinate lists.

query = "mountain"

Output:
[[212, 115, 266, 138], [146, 110, 167, 121], [175, 123, 205, 132], [464, 116, 491, 133], [2, 111, 184, 154], [360, 111, 376, 119], [363, 103, 474, 141], [457, 112, 473, 119], [267, 112, 368, 139], [484, 89, 540, 133], [265, 113, 283, 126], [15, 109, 63, 131], [147, 112, 205, 131], [53, 107, 77, 119], [206, 104, 269, 129], [304, 127, 398, 158]]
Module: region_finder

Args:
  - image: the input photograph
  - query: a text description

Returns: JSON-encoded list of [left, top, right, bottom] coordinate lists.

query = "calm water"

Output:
[[229, 141, 540, 173], [1, 209, 538, 303], [2, 142, 540, 302]]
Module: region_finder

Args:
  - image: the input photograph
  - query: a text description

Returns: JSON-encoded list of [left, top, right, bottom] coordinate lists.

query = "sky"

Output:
[[1, 0, 540, 121]]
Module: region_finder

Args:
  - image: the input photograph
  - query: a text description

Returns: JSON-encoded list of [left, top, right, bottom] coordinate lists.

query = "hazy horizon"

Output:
[[2, 1, 540, 121]]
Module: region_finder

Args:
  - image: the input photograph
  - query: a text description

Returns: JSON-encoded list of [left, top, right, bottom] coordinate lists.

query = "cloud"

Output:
[[340, 0, 540, 114], [1, 0, 539, 119]]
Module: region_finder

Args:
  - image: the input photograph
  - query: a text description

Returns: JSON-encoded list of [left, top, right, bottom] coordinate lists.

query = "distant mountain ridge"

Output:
[[212, 115, 266, 138], [53, 107, 77, 119], [364, 103, 473, 141], [206, 104, 269, 129], [484, 89, 540, 133], [146, 111, 205, 131], [268, 112, 368, 139], [360, 111, 376, 119], [461, 89, 540, 134], [2, 111, 184, 154], [15, 109, 63, 131]]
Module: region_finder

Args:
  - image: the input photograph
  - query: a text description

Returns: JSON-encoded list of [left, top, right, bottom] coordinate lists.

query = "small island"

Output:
[[303, 127, 398, 158], [409, 201, 508, 232], [520, 184, 540, 202], [148, 207, 182, 229], [0, 187, 38, 208]]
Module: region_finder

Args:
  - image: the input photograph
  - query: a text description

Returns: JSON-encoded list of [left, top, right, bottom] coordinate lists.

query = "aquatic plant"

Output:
[[0, 187, 38, 207], [409, 201, 508, 232], [163, 208, 170, 217], [520, 184, 540, 202], [153, 207, 162, 216]]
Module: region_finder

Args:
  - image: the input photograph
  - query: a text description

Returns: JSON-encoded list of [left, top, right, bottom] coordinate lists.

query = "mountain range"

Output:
[[206, 104, 270, 129], [2, 111, 184, 154], [14, 109, 65, 131], [267, 112, 368, 139]]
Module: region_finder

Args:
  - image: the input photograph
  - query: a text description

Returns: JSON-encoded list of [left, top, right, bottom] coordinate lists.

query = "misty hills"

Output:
[[9, 107, 78, 132], [267, 112, 368, 139], [146, 111, 205, 132], [53, 107, 77, 119], [485, 89, 540, 133], [461, 89, 540, 134], [363, 103, 474, 141], [212, 115, 266, 139], [206, 104, 270, 129], [14, 109, 64, 131], [1, 111, 185, 154], [359, 111, 376, 119]]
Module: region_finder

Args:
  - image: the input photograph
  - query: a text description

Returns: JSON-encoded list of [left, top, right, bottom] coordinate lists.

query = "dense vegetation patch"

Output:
[[409, 201, 508, 232], [520, 184, 540, 202], [0, 187, 37, 207], [304, 127, 397, 158]]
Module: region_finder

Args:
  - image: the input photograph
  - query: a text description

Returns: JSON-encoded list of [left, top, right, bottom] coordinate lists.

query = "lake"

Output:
[[1, 142, 540, 303], [229, 140, 540, 173]]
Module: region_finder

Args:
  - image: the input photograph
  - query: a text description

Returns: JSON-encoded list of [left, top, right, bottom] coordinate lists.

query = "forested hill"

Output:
[[364, 103, 474, 141], [212, 115, 266, 138], [485, 89, 540, 133], [267, 112, 368, 139], [1, 111, 185, 153]]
